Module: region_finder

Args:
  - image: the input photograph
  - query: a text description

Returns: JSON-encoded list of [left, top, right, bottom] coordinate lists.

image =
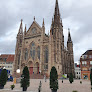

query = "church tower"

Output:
[[13, 20, 23, 76], [49, 0, 64, 76], [67, 28, 74, 76]]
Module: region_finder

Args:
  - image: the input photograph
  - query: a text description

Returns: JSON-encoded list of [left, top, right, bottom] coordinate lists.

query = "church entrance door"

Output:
[[28, 61, 33, 75], [29, 67, 33, 74]]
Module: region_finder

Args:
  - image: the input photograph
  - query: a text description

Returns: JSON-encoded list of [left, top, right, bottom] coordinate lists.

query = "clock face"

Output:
[[31, 27, 37, 34]]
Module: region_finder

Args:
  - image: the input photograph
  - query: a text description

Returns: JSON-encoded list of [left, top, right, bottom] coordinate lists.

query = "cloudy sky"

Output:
[[0, 0, 92, 64]]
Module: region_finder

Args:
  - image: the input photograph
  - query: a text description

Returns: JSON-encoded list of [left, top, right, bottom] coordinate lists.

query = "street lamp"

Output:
[[14, 69, 21, 84], [16, 69, 20, 74]]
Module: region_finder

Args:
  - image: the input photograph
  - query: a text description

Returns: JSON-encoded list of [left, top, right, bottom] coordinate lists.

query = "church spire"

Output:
[[68, 28, 72, 42], [54, 0, 60, 25]]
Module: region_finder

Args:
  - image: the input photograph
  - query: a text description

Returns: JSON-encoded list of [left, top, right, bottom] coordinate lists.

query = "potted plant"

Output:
[[80, 81, 82, 84], [50, 66, 58, 92], [0, 69, 8, 89], [62, 79, 63, 83], [20, 66, 30, 91], [72, 91, 78, 92], [11, 84, 15, 90], [69, 73, 73, 84]]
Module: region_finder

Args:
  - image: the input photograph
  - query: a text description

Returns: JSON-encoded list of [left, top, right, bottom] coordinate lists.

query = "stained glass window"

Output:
[[18, 50, 21, 65], [25, 48, 28, 60], [37, 46, 40, 60], [44, 46, 48, 63], [30, 43, 35, 60]]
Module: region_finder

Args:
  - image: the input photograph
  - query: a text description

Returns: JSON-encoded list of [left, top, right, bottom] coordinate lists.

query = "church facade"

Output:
[[13, 0, 74, 77]]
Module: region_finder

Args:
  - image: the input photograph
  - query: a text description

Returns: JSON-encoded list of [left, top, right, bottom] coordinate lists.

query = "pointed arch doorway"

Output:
[[28, 61, 33, 75]]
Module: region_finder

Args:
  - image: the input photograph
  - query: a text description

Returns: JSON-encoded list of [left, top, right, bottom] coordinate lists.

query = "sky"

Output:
[[0, 0, 92, 64]]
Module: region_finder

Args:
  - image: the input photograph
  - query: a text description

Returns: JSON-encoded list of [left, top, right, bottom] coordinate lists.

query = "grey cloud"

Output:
[[0, 0, 92, 64]]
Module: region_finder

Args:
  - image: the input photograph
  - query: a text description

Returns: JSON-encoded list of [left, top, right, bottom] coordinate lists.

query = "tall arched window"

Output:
[[44, 46, 48, 63], [30, 43, 35, 60], [37, 46, 40, 60], [25, 48, 28, 60], [18, 50, 21, 66]]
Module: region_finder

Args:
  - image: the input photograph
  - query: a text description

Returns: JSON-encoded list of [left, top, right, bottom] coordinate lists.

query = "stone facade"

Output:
[[13, 0, 74, 77]]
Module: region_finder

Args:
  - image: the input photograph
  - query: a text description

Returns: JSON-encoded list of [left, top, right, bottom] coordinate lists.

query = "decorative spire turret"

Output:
[[18, 19, 23, 34], [42, 18, 45, 36], [68, 28, 72, 42], [42, 18, 45, 27], [24, 24, 26, 35], [52, 18, 54, 24]]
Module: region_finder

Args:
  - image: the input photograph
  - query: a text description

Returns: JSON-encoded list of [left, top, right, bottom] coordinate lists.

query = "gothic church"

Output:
[[13, 0, 74, 77]]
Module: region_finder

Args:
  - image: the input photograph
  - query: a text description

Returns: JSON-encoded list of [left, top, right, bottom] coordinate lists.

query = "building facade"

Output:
[[13, 0, 74, 77], [0, 54, 14, 75], [80, 50, 92, 80], [74, 63, 81, 79]]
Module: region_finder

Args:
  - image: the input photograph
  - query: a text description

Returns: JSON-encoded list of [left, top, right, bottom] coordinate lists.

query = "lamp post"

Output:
[[17, 69, 21, 83], [14, 69, 20, 84]]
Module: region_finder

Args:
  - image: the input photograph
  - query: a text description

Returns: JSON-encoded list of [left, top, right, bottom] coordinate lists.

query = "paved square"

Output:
[[0, 79, 91, 92]]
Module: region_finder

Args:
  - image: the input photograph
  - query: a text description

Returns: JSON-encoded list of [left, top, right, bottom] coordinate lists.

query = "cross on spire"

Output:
[[34, 16, 35, 21]]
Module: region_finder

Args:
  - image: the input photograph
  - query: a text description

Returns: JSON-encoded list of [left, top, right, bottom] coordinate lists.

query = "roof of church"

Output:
[[27, 20, 42, 33]]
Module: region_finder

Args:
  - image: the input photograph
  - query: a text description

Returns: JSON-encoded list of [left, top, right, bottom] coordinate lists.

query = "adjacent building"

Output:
[[80, 50, 92, 80], [74, 63, 81, 79], [13, 0, 74, 77], [0, 54, 14, 75]]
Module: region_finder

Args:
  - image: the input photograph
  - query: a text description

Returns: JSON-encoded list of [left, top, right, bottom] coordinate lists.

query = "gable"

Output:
[[26, 21, 42, 37]]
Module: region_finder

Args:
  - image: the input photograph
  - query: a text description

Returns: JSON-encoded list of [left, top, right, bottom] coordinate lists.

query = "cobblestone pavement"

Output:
[[0, 79, 91, 92]]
